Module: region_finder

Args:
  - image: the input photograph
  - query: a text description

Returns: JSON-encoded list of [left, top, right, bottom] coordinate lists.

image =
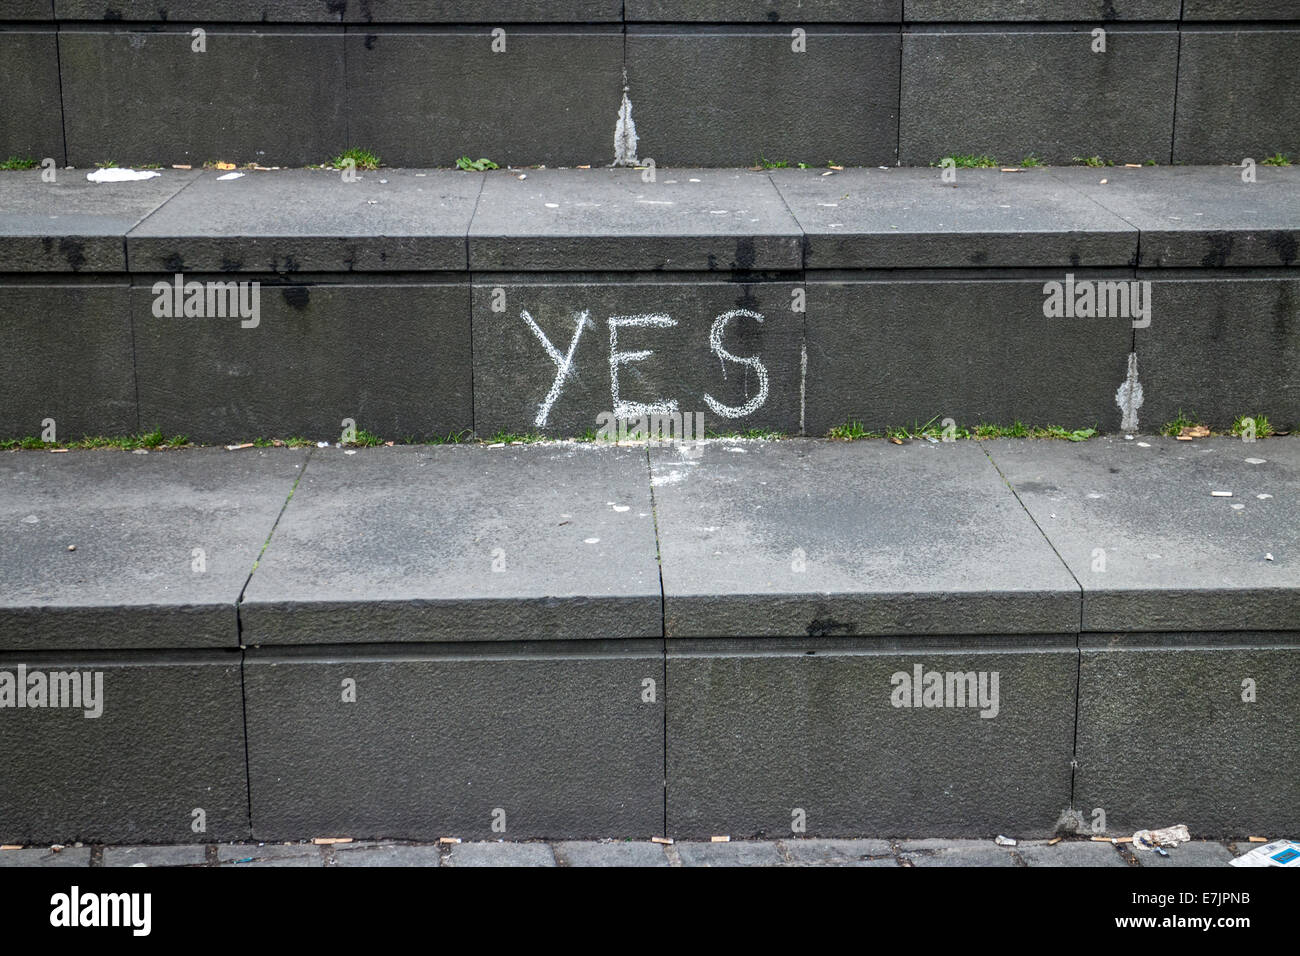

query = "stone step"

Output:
[[1, 436, 1295, 842], [2, 164, 1297, 442], [2, 5, 1297, 167]]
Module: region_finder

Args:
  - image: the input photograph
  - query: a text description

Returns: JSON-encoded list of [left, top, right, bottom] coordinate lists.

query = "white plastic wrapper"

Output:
[[1229, 840, 1300, 867], [86, 168, 162, 183]]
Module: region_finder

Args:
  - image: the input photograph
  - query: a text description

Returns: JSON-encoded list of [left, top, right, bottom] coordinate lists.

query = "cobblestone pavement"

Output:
[[0, 838, 1254, 867]]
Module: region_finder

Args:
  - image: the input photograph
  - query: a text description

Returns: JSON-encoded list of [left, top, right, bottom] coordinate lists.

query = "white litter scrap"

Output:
[[86, 168, 161, 183], [1132, 824, 1190, 851], [994, 835, 1017, 846], [216, 171, 244, 181], [1229, 840, 1300, 867]]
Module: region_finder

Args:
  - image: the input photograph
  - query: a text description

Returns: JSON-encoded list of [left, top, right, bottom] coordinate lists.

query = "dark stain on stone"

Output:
[[1012, 480, 1058, 495], [59, 239, 86, 272], [1201, 232, 1234, 268], [364, 34, 378, 50], [104, 9, 123, 20], [1108, 467, 1120, 474], [327, 0, 348, 17], [732, 236, 756, 274], [274, 255, 301, 275], [1266, 231, 1297, 267], [1273, 282, 1294, 340], [734, 283, 758, 309], [706, 253, 718, 271], [162, 252, 184, 272], [282, 286, 311, 310], [1101, 0, 1118, 20], [807, 618, 855, 637], [41, 237, 52, 255], [1069, 252, 1081, 268], [800, 233, 812, 265], [220, 257, 243, 272], [969, 249, 988, 265], [766, 11, 780, 22]]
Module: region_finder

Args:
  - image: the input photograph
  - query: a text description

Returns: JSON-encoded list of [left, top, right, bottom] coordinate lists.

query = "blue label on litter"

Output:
[[1270, 848, 1299, 865]]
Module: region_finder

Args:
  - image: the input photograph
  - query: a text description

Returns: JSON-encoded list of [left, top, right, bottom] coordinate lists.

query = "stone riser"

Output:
[[2, 637, 1295, 843], [2, 272, 1296, 441], [2, 20, 1297, 167]]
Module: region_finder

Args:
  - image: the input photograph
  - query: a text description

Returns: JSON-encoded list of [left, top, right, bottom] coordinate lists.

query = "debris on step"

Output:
[[1229, 840, 1300, 867], [86, 167, 161, 183], [1132, 824, 1191, 851], [994, 835, 1017, 846]]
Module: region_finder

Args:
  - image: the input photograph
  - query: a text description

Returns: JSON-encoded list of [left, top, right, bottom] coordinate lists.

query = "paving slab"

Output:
[[780, 838, 894, 863], [899, 841, 1019, 866], [5, 2, 53, 19], [59, 26, 345, 168], [346, 28, 621, 168], [1137, 842, 1236, 867], [986, 436, 1300, 632], [444, 843, 557, 867], [900, 26, 1178, 166], [804, 275, 1135, 436], [469, 169, 803, 273], [0, 649, 248, 845], [0, 447, 306, 651], [1016, 840, 1127, 867], [244, 641, 664, 840], [102, 844, 207, 867], [1075, 632, 1300, 836], [0, 847, 92, 867], [217, 843, 322, 864], [132, 278, 473, 444], [1133, 275, 1300, 430], [0, 28, 64, 168], [471, 276, 802, 436], [127, 169, 481, 273], [627, 26, 899, 167], [675, 841, 788, 866], [554, 841, 671, 866], [331, 844, 444, 866], [668, 636, 1077, 837], [651, 439, 1080, 637], [52, 1, 625, 19], [0, 282, 136, 438], [0, 170, 198, 273], [1183, 1, 1300, 17], [1175, 28, 1300, 165], [241, 444, 660, 644], [627, 1, 900, 22], [905, 0, 1180, 18], [772, 167, 1137, 269], [1048, 166, 1300, 269]]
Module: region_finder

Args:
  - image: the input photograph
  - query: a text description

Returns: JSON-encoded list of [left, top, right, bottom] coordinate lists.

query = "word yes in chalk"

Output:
[[518, 307, 770, 427]]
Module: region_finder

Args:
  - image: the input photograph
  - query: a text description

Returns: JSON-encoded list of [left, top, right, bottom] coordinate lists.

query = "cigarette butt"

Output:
[[711, 835, 730, 843], [651, 837, 673, 845], [172, 164, 192, 170], [1048, 837, 1063, 846], [1090, 836, 1111, 842], [438, 837, 462, 845], [1, 845, 23, 850], [1248, 836, 1268, 843], [311, 837, 353, 845]]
